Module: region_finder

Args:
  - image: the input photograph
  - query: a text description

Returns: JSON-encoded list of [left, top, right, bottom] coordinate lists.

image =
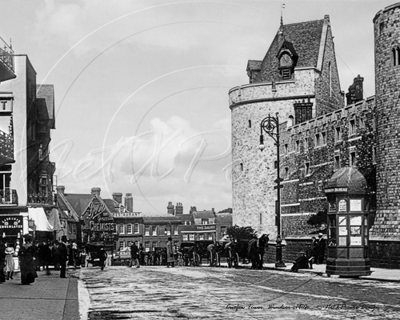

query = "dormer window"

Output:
[[277, 41, 298, 81]]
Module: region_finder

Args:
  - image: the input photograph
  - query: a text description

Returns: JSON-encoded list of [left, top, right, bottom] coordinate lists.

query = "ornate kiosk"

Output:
[[324, 167, 371, 277]]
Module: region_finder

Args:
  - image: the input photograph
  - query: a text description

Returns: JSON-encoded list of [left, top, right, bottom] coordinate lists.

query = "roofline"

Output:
[[316, 16, 330, 71]]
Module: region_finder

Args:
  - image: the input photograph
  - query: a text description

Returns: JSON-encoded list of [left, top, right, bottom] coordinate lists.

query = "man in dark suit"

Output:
[[58, 238, 68, 278]]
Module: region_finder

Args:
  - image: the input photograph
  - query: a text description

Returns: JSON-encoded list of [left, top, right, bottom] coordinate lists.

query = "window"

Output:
[[359, 117, 365, 129], [134, 223, 139, 234], [72, 224, 76, 234], [145, 226, 150, 236], [295, 140, 300, 152], [334, 154, 340, 170], [315, 133, 321, 146], [189, 234, 195, 241], [322, 132, 327, 145], [199, 234, 204, 240], [248, 120, 251, 128], [240, 163, 243, 171], [201, 219, 208, 225], [284, 167, 289, 179], [284, 144, 288, 154], [349, 119, 356, 136], [372, 147, 376, 164], [174, 227, 179, 235], [260, 212, 262, 224], [182, 234, 189, 241], [329, 62, 332, 97], [127, 224, 132, 234], [350, 149, 356, 166], [288, 115, 294, 128], [305, 162, 310, 175], [335, 127, 342, 142], [118, 224, 124, 234], [304, 136, 309, 148], [184, 220, 191, 226], [208, 233, 213, 240], [166, 228, 171, 236], [221, 226, 227, 236], [119, 241, 125, 249], [145, 242, 150, 252]]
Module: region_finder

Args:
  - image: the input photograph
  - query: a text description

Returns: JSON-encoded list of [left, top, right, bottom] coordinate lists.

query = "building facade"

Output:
[[0, 44, 58, 245], [230, 3, 400, 268]]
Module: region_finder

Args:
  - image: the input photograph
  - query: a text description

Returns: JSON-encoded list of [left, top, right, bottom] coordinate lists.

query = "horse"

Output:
[[248, 234, 269, 269]]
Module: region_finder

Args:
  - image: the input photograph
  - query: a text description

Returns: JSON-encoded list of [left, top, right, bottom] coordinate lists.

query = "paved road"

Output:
[[80, 265, 400, 320]]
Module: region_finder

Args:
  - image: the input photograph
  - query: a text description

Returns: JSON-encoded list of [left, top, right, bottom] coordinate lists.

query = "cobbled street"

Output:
[[80, 266, 400, 320]]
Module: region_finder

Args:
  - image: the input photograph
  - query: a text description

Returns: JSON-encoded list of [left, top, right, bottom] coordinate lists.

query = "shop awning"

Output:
[[28, 207, 55, 231]]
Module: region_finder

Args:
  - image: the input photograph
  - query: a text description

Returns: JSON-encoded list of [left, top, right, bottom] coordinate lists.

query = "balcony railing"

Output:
[[0, 38, 14, 72], [0, 187, 18, 205], [0, 129, 14, 161], [28, 192, 54, 205]]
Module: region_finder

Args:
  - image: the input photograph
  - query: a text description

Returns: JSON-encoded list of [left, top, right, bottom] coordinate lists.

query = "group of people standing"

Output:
[[291, 233, 327, 272]]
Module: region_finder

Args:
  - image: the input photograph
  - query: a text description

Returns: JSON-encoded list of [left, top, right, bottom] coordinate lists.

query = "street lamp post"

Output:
[[259, 112, 286, 267]]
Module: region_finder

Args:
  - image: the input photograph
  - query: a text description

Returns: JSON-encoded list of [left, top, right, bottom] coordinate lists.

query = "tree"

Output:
[[226, 225, 257, 241], [218, 208, 233, 213], [307, 209, 327, 231]]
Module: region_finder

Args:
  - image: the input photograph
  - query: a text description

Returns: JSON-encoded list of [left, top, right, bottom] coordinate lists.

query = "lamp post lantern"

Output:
[[259, 112, 286, 267]]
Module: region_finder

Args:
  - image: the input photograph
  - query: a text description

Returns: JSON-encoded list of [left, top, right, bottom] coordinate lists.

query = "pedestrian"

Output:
[[0, 239, 5, 283], [130, 242, 140, 268], [99, 246, 107, 271], [57, 239, 69, 278], [307, 236, 317, 268], [5, 241, 15, 280], [51, 241, 60, 270], [18, 234, 37, 285], [291, 251, 310, 272], [71, 242, 79, 270], [166, 237, 174, 268], [139, 243, 145, 266], [315, 233, 326, 264], [38, 240, 51, 275]]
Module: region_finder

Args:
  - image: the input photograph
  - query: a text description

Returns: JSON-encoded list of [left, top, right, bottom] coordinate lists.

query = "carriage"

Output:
[[85, 242, 113, 267], [178, 242, 200, 266]]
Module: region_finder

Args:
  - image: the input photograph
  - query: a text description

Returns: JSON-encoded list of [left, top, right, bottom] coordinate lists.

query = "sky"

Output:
[[0, 0, 394, 215]]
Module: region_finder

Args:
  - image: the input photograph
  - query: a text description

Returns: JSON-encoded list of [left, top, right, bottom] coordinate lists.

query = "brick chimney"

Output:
[[91, 187, 101, 197], [125, 193, 133, 212], [167, 201, 174, 215], [56, 185, 65, 195], [175, 202, 183, 216], [112, 192, 123, 204]]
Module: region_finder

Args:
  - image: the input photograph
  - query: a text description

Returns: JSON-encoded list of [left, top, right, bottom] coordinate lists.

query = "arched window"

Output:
[[248, 120, 251, 128], [287, 115, 294, 128], [240, 163, 243, 171], [393, 48, 397, 66]]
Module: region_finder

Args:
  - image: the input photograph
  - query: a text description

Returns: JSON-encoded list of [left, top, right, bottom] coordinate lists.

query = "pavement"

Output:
[[0, 263, 399, 320]]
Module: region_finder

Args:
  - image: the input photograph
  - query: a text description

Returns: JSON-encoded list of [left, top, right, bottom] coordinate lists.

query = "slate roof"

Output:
[[254, 19, 325, 83], [62, 193, 93, 218], [193, 210, 215, 219], [36, 84, 55, 129], [215, 214, 232, 224], [246, 60, 262, 71], [325, 167, 367, 194], [142, 216, 182, 224]]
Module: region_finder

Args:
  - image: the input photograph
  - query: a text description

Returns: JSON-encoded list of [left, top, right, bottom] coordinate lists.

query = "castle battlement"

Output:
[[282, 96, 375, 137]]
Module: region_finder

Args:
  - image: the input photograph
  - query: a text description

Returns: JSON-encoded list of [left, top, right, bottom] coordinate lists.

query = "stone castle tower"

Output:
[[229, 15, 343, 238], [372, 3, 400, 240]]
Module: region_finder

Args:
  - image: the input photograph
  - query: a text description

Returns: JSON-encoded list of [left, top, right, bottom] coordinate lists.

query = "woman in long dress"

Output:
[[5, 242, 15, 280], [18, 234, 37, 285], [0, 239, 5, 283], [166, 237, 175, 268]]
